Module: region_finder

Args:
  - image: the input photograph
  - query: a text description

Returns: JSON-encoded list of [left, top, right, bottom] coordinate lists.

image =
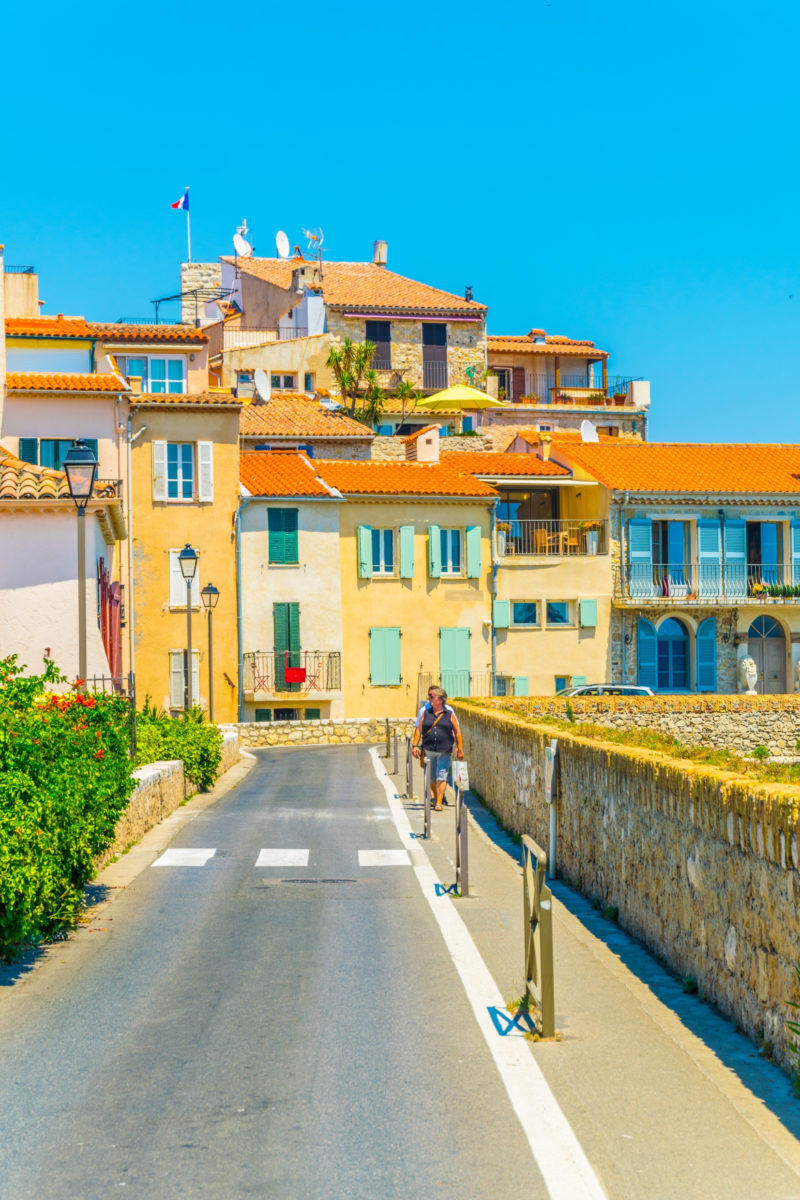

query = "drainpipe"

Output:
[[127, 421, 147, 688], [620, 497, 628, 682], [490, 500, 498, 689], [236, 495, 252, 721]]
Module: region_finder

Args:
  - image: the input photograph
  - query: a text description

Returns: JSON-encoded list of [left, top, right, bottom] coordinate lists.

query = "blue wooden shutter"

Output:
[[723, 519, 746, 598], [571, 675, 587, 687], [466, 526, 482, 578], [637, 617, 658, 689], [399, 525, 415, 578], [697, 617, 717, 692], [697, 519, 721, 599], [357, 525, 373, 578], [369, 628, 401, 684], [440, 627, 471, 697], [579, 599, 598, 628], [627, 518, 653, 597], [791, 521, 800, 584], [760, 523, 779, 584], [493, 599, 510, 628], [428, 525, 442, 578], [18, 438, 38, 464]]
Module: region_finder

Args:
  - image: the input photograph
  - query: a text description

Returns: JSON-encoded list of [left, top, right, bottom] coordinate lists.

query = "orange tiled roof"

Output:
[[0, 445, 117, 501], [240, 394, 373, 439], [487, 331, 608, 358], [5, 316, 208, 343], [130, 391, 241, 409], [440, 450, 570, 477], [403, 424, 440, 443], [240, 452, 334, 498], [222, 256, 486, 316], [316, 459, 498, 497], [6, 371, 128, 392], [556, 443, 800, 494], [516, 428, 640, 447]]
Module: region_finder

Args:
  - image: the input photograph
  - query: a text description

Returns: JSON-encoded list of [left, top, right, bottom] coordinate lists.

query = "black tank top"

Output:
[[420, 707, 455, 754]]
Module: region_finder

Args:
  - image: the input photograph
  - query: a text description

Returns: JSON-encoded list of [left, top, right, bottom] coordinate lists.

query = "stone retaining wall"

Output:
[[235, 716, 416, 747], [486, 695, 800, 755], [455, 702, 800, 1070]]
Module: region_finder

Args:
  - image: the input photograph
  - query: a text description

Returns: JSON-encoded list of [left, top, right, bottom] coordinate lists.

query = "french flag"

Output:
[[171, 188, 189, 211]]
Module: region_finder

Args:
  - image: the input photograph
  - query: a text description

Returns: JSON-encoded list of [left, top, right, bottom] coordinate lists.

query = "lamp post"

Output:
[[178, 543, 198, 710], [63, 440, 98, 688], [201, 583, 220, 722]]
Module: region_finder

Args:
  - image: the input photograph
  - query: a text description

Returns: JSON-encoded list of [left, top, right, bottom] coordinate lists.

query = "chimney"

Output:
[[529, 328, 547, 344], [372, 240, 388, 267], [406, 425, 440, 463], [540, 433, 552, 461], [465, 285, 473, 302], [3, 261, 40, 319]]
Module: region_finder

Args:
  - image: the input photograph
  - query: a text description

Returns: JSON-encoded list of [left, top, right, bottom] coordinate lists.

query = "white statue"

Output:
[[738, 655, 758, 696]]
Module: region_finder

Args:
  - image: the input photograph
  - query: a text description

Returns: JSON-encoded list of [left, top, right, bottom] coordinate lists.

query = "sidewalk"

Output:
[[385, 751, 800, 1200]]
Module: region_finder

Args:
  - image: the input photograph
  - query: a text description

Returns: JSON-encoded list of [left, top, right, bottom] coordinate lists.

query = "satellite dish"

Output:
[[276, 230, 290, 259], [580, 419, 599, 443], [254, 369, 271, 401], [233, 232, 252, 258]]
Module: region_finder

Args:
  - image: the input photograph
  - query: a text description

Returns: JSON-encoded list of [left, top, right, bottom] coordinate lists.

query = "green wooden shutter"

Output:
[[440, 627, 471, 697], [514, 676, 529, 696], [369, 628, 401, 685], [268, 509, 286, 563], [493, 599, 510, 628], [18, 438, 38, 464], [428, 525, 442, 577], [357, 525, 373, 578], [284, 509, 298, 562], [274, 602, 300, 689], [571, 675, 587, 687], [304, 708, 321, 720], [399, 525, 415, 579], [579, 599, 598, 628], [466, 525, 482, 578]]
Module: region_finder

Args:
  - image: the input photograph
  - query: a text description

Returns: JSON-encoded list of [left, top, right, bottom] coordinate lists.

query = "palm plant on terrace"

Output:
[[326, 338, 376, 416]]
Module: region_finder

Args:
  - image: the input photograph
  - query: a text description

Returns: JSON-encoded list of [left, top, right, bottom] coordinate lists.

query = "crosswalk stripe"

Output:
[[358, 849, 411, 867], [152, 849, 216, 867], [255, 849, 310, 867]]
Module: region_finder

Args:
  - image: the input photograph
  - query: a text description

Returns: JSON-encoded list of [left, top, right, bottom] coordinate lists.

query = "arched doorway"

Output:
[[656, 618, 689, 690], [747, 616, 786, 693]]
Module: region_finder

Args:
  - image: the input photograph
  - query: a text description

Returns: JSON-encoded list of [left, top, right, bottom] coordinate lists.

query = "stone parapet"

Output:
[[455, 701, 800, 1071], [94, 759, 185, 871], [235, 717, 416, 747]]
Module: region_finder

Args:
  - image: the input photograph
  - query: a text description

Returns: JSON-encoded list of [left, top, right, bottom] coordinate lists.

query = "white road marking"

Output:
[[358, 849, 411, 867], [151, 848, 216, 867], [255, 849, 310, 867], [368, 748, 607, 1200]]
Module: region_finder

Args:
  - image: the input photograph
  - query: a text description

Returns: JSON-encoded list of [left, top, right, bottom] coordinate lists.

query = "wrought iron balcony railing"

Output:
[[243, 650, 342, 695], [417, 671, 521, 706], [616, 562, 800, 603], [495, 519, 607, 557]]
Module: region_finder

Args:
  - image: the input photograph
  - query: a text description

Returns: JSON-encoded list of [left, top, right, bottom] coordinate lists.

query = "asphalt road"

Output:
[[0, 746, 549, 1200]]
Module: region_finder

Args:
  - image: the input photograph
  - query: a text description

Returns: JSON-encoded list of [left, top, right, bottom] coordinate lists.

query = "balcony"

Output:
[[417, 671, 521, 705], [496, 519, 608, 558], [615, 562, 800, 605], [207, 324, 309, 357], [507, 374, 643, 406], [423, 361, 448, 390], [242, 651, 342, 697]]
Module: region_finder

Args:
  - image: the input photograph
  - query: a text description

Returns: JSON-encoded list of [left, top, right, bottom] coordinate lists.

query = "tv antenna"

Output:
[[275, 230, 290, 260], [254, 369, 271, 402], [302, 227, 324, 255]]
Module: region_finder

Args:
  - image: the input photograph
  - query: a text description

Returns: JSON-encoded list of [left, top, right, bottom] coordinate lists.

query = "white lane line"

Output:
[[255, 849, 310, 867], [151, 848, 216, 867], [368, 748, 606, 1200], [358, 849, 411, 867]]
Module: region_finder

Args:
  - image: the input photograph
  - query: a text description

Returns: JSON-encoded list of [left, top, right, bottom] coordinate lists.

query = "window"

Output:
[[169, 549, 200, 608], [656, 618, 689, 690], [255, 708, 272, 721], [304, 372, 314, 392], [169, 649, 200, 709], [366, 320, 391, 369], [511, 601, 539, 626], [167, 443, 194, 500], [118, 355, 185, 393], [271, 374, 296, 390], [18, 438, 98, 470], [274, 708, 300, 720], [440, 528, 462, 575], [369, 627, 401, 685], [268, 508, 299, 564], [546, 601, 573, 626], [372, 528, 395, 575]]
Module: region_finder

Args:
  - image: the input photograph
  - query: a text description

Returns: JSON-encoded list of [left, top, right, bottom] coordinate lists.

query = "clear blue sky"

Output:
[[4, 0, 798, 442]]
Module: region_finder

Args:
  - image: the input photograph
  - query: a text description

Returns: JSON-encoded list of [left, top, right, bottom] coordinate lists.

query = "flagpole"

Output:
[[186, 189, 192, 262]]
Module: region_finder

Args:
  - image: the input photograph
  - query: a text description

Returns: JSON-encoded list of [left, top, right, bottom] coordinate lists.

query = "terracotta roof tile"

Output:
[[130, 391, 241, 409], [222, 256, 485, 316], [403, 424, 440, 443], [240, 394, 373, 439], [488, 332, 608, 358], [316, 460, 497, 497], [440, 450, 570, 477], [516, 428, 641, 446], [7, 371, 127, 392], [557, 443, 800, 494], [240, 452, 334, 498], [5, 316, 208, 344], [0, 445, 117, 501]]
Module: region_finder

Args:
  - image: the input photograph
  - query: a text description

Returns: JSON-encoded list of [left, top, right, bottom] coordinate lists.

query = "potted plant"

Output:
[[496, 521, 510, 555]]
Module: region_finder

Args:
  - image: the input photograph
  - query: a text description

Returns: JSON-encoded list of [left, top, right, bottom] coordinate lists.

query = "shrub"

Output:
[[0, 656, 135, 958], [751, 745, 770, 761], [135, 701, 222, 791]]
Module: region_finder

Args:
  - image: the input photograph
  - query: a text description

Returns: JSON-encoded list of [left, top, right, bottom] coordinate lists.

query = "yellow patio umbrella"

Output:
[[416, 384, 509, 411]]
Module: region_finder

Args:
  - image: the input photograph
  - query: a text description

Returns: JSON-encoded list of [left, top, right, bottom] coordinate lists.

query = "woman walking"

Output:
[[412, 686, 464, 811]]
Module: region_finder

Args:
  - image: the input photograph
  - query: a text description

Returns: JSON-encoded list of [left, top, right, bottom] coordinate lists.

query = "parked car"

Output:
[[555, 684, 654, 697]]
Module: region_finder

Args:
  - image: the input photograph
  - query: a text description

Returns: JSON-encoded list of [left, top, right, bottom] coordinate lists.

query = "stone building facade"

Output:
[[326, 312, 485, 393]]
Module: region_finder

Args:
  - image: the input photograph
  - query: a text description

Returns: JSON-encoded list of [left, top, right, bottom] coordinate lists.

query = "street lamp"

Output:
[[178, 543, 198, 710], [201, 583, 220, 722], [63, 440, 98, 687]]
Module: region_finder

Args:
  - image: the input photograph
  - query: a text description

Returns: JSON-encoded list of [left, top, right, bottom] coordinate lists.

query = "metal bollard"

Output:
[[423, 758, 431, 839], [393, 731, 399, 775], [385, 717, 391, 758], [454, 784, 469, 896], [522, 835, 555, 1037], [405, 737, 414, 799]]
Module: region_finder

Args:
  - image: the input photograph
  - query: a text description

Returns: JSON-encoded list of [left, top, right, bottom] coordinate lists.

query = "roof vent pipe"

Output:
[[465, 285, 473, 302], [372, 240, 388, 266]]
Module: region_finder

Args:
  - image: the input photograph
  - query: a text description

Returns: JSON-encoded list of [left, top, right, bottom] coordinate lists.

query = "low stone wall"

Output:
[[235, 716, 416, 747], [219, 729, 240, 773], [94, 759, 186, 871], [485, 695, 800, 755], [456, 702, 800, 1070]]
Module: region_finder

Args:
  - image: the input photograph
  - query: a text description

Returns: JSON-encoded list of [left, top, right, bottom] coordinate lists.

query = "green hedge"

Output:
[[135, 704, 222, 792], [0, 658, 135, 959]]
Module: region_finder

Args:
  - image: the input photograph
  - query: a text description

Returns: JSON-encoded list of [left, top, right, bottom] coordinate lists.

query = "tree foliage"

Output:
[[326, 338, 377, 417]]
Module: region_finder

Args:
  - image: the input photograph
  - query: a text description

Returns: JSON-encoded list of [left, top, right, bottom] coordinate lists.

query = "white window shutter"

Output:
[[169, 651, 184, 708], [152, 441, 167, 501], [169, 550, 201, 607], [191, 567, 200, 607], [192, 651, 200, 705], [197, 442, 214, 502]]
